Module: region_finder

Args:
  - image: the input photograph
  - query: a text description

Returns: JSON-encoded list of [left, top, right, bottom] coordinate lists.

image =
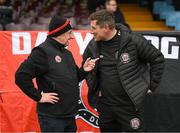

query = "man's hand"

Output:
[[39, 91, 59, 104], [83, 57, 99, 72]]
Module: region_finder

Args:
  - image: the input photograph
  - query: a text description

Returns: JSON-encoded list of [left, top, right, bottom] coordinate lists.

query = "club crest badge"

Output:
[[55, 55, 62, 63], [121, 53, 130, 63], [130, 118, 140, 130]]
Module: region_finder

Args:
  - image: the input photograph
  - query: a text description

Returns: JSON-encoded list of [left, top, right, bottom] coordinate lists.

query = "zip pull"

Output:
[[52, 82, 56, 90], [115, 51, 119, 60]]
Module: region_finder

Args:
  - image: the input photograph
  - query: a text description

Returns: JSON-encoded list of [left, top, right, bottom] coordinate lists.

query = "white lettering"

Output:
[[144, 35, 159, 49], [89, 116, 95, 122], [161, 37, 179, 59], [73, 32, 93, 55], [35, 32, 47, 46], [96, 118, 98, 125], [11, 32, 180, 60], [12, 32, 31, 54]]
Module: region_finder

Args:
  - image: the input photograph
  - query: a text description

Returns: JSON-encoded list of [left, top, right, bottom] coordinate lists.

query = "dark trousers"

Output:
[[97, 103, 144, 132], [38, 114, 77, 132]]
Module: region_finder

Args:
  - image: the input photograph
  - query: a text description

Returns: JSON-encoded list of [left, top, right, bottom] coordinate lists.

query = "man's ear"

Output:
[[104, 24, 110, 32]]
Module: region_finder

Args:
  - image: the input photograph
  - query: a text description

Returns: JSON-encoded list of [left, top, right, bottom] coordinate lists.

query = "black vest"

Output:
[[36, 38, 79, 117]]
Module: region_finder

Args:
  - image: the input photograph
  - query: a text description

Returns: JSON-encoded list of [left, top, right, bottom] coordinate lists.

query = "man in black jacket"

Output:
[[15, 16, 98, 132], [82, 10, 164, 132]]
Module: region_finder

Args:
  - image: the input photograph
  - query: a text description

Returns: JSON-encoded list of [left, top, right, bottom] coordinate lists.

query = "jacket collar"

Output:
[[116, 24, 132, 48], [46, 36, 66, 50]]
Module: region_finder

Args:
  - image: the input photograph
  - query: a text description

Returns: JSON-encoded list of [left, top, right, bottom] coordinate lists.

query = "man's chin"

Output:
[[94, 38, 99, 42], [65, 41, 69, 46]]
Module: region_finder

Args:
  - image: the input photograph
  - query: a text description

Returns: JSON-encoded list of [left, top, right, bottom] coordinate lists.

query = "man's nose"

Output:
[[69, 34, 74, 39], [90, 30, 94, 35]]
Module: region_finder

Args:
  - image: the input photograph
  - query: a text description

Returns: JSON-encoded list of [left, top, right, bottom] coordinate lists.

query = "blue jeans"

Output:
[[38, 114, 77, 132]]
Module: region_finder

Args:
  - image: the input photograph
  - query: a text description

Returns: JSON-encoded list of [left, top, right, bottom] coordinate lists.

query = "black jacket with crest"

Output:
[[15, 37, 87, 117], [82, 24, 164, 110]]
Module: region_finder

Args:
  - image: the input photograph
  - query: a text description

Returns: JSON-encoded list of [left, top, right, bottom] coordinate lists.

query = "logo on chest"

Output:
[[55, 55, 62, 63], [130, 118, 141, 130], [120, 53, 130, 63]]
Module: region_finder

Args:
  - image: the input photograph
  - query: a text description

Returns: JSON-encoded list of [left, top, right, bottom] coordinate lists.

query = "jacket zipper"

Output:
[[116, 65, 138, 111], [88, 43, 99, 59], [52, 81, 56, 90], [89, 36, 138, 110], [116, 37, 139, 111]]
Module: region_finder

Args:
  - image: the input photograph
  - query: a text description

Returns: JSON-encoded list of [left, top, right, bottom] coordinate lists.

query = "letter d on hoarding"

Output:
[[12, 32, 31, 55]]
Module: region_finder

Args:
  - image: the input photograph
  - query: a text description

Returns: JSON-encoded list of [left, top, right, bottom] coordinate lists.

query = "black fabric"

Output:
[[155, 59, 180, 94], [98, 101, 144, 132], [130, 31, 180, 131], [38, 115, 76, 132], [48, 16, 72, 37], [15, 48, 48, 102], [98, 31, 132, 106], [82, 24, 164, 110], [15, 37, 87, 117], [142, 93, 180, 132]]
